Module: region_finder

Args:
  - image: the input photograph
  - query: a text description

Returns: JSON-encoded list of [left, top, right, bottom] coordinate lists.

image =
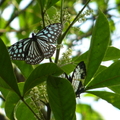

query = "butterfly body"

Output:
[[8, 23, 62, 64]]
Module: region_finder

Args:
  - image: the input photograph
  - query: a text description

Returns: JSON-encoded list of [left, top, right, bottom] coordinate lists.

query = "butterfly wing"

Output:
[[36, 40, 55, 58], [8, 23, 62, 64], [36, 23, 62, 43], [8, 38, 31, 61], [35, 23, 62, 58], [24, 38, 44, 64], [71, 61, 86, 96], [8, 38, 44, 64], [59, 61, 86, 97]]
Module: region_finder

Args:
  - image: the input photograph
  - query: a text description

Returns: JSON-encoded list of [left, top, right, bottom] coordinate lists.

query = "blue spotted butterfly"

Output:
[[61, 61, 86, 97], [8, 23, 62, 65]]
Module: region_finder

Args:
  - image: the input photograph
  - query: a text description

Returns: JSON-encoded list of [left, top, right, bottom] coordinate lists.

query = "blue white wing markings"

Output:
[[60, 61, 86, 97], [8, 23, 62, 64]]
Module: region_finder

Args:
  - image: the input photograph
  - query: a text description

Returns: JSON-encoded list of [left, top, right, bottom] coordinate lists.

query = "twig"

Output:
[[55, 0, 91, 63]]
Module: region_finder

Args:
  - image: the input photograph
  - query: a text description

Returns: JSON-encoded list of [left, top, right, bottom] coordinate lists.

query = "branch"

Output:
[[60, 0, 91, 43]]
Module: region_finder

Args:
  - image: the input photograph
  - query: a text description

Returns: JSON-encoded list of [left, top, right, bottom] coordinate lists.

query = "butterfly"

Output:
[[61, 61, 86, 97], [8, 23, 62, 65]]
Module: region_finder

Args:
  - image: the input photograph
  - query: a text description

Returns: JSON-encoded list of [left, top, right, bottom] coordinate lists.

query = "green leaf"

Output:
[[0, 39, 20, 96], [73, 46, 120, 62], [88, 91, 120, 109], [109, 85, 120, 94], [13, 60, 33, 79], [14, 99, 36, 120], [37, 0, 47, 11], [18, 13, 27, 30], [85, 10, 110, 85], [5, 91, 20, 120], [60, 63, 75, 74], [76, 104, 104, 120], [103, 46, 120, 61], [47, 6, 57, 19], [47, 76, 76, 120], [18, 82, 25, 96], [86, 61, 120, 90], [73, 51, 88, 63], [74, 46, 120, 63], [94, 65, 107, 77], [0, 77, 12, 90], [0, 17, 7, 28], [0, 87, 10, 99], [5, 82, 24, 120], [46, 0, 60, 9], [23, 63, 63, 95]]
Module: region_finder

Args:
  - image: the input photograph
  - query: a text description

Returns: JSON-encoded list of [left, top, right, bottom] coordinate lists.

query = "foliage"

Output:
[[0, 0, 120, 120]]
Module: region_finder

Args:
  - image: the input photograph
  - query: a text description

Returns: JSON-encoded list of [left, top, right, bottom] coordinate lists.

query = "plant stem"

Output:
[[38, 0, 45, 27], [21, 97, 41, 120], [60, 0, 64, 24], [55, 0, 91, 63], [47, 103, 51, 120], [61, 0, 91, 42], [54, 0, 64, 63]]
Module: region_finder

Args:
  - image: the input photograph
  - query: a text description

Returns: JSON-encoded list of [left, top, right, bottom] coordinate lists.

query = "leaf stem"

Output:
[[21, 97, 41, 120]]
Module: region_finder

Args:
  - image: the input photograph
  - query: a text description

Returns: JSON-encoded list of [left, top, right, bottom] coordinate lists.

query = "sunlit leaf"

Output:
[[86, 61, 120, 90], [23, 63, 63, 95], [85, 10, 110, 85], [88, 91, 120, 109]]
